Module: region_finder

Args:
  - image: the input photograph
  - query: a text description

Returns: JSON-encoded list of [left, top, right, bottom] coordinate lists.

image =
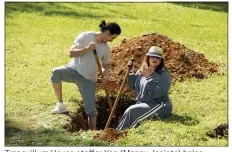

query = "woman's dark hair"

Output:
[[99, 20, 121, 35], [144, 56, 165, 73]]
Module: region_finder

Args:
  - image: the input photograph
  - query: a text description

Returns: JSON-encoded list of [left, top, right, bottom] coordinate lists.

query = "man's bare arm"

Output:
[[69, 41, 96, 58]]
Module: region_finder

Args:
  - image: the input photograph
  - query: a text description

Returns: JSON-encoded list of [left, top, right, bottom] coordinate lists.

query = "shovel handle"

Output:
[[93, 49, 113, 110], [104, 57, 134, 129], [93, 49, 97, 55]]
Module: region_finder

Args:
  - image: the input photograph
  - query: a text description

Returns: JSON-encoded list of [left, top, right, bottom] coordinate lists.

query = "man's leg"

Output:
[[53, 83, 63, 102], [74, 74, 98, 130], [51, 66, 76, 114], [78, 84, 98, 130], [88, 116, 97, 130]]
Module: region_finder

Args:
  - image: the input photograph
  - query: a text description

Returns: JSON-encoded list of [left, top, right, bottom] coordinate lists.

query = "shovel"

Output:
[[104, 57, 134, 129], [93, 49, 113, 110]]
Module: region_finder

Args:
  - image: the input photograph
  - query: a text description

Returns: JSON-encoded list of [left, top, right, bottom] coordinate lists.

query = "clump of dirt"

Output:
[[207, 123, 228, 139], [93, 128, 128, 143], [63, 95, 136, 132], [97, 33, 219, 97]]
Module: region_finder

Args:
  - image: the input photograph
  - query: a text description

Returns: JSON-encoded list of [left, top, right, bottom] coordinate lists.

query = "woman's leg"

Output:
[[116, 102, 164, 131]]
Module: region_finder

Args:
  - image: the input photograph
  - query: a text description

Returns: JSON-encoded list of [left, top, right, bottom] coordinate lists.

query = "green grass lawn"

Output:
[[5, 2, 228, 146]]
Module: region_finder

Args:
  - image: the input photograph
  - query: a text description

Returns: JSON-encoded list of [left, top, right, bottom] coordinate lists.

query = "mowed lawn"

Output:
[[5, 2, 228, 146]]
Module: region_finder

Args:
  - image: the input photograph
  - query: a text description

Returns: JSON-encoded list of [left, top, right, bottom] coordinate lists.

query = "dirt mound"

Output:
[[93, 128, 127, 143], [97, 33, 219, 97], [207, 123, 228, 139]]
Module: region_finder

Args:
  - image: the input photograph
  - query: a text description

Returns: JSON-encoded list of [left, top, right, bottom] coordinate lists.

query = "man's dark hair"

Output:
[[99, 20, 121, 35]]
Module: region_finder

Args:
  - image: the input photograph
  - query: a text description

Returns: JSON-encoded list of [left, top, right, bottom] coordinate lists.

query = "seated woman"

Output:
[[116, 46, 172, 131]]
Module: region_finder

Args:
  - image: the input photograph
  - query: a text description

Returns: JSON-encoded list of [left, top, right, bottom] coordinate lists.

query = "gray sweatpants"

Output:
[[116, 100, 172, 131], [51, 65, 97, 117]]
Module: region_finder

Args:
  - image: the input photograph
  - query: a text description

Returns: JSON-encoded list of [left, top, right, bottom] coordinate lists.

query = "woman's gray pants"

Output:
[[116, 100, 172, 131]]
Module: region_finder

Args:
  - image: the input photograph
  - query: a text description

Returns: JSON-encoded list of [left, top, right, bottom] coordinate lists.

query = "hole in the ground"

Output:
[[63, 95, 136, 132]]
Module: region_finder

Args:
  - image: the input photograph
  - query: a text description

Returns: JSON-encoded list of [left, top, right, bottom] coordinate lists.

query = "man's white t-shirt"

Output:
[[69, 31, 110, 82]]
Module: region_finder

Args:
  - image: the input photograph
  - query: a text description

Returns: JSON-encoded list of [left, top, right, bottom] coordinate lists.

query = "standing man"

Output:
[[51, 20, 121, 130]]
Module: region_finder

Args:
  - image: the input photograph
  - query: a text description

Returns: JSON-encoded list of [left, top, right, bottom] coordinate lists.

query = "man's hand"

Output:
[[102, 64, 110, 80], [69, 41, 96, 58], [87, 41, 96, 51], [96, 77, 108, 84], [101, 77, 109, 84]]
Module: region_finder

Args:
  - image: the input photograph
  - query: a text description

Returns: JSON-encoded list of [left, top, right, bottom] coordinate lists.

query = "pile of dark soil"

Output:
[[207, 123, 228, 139], [97, 33, 219, 97], [93, 128, 128, 143]]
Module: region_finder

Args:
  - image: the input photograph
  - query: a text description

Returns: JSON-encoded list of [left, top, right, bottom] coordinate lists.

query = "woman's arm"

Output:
[[128, 70, 140, 91], [145, 70, 171, 98]]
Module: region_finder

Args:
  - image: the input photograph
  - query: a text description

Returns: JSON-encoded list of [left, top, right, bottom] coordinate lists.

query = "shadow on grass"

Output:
[[156, 113, 199, 126], [5, 119, 69, 146], [5, 119, 23, 138], [172, 2, 228, 13], [5, 117, 109, 146], [5, 2, 103, 19]]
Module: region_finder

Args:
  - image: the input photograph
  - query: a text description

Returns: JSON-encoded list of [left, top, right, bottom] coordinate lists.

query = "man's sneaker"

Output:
[[51, 102, 68, 114]]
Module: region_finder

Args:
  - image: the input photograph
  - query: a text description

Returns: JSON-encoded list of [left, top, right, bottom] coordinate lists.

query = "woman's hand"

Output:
[[142, 68, 151, 78], [140, 62, 151, 77], [142, 68, 151, 77], [128, 60, 135, 72]]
